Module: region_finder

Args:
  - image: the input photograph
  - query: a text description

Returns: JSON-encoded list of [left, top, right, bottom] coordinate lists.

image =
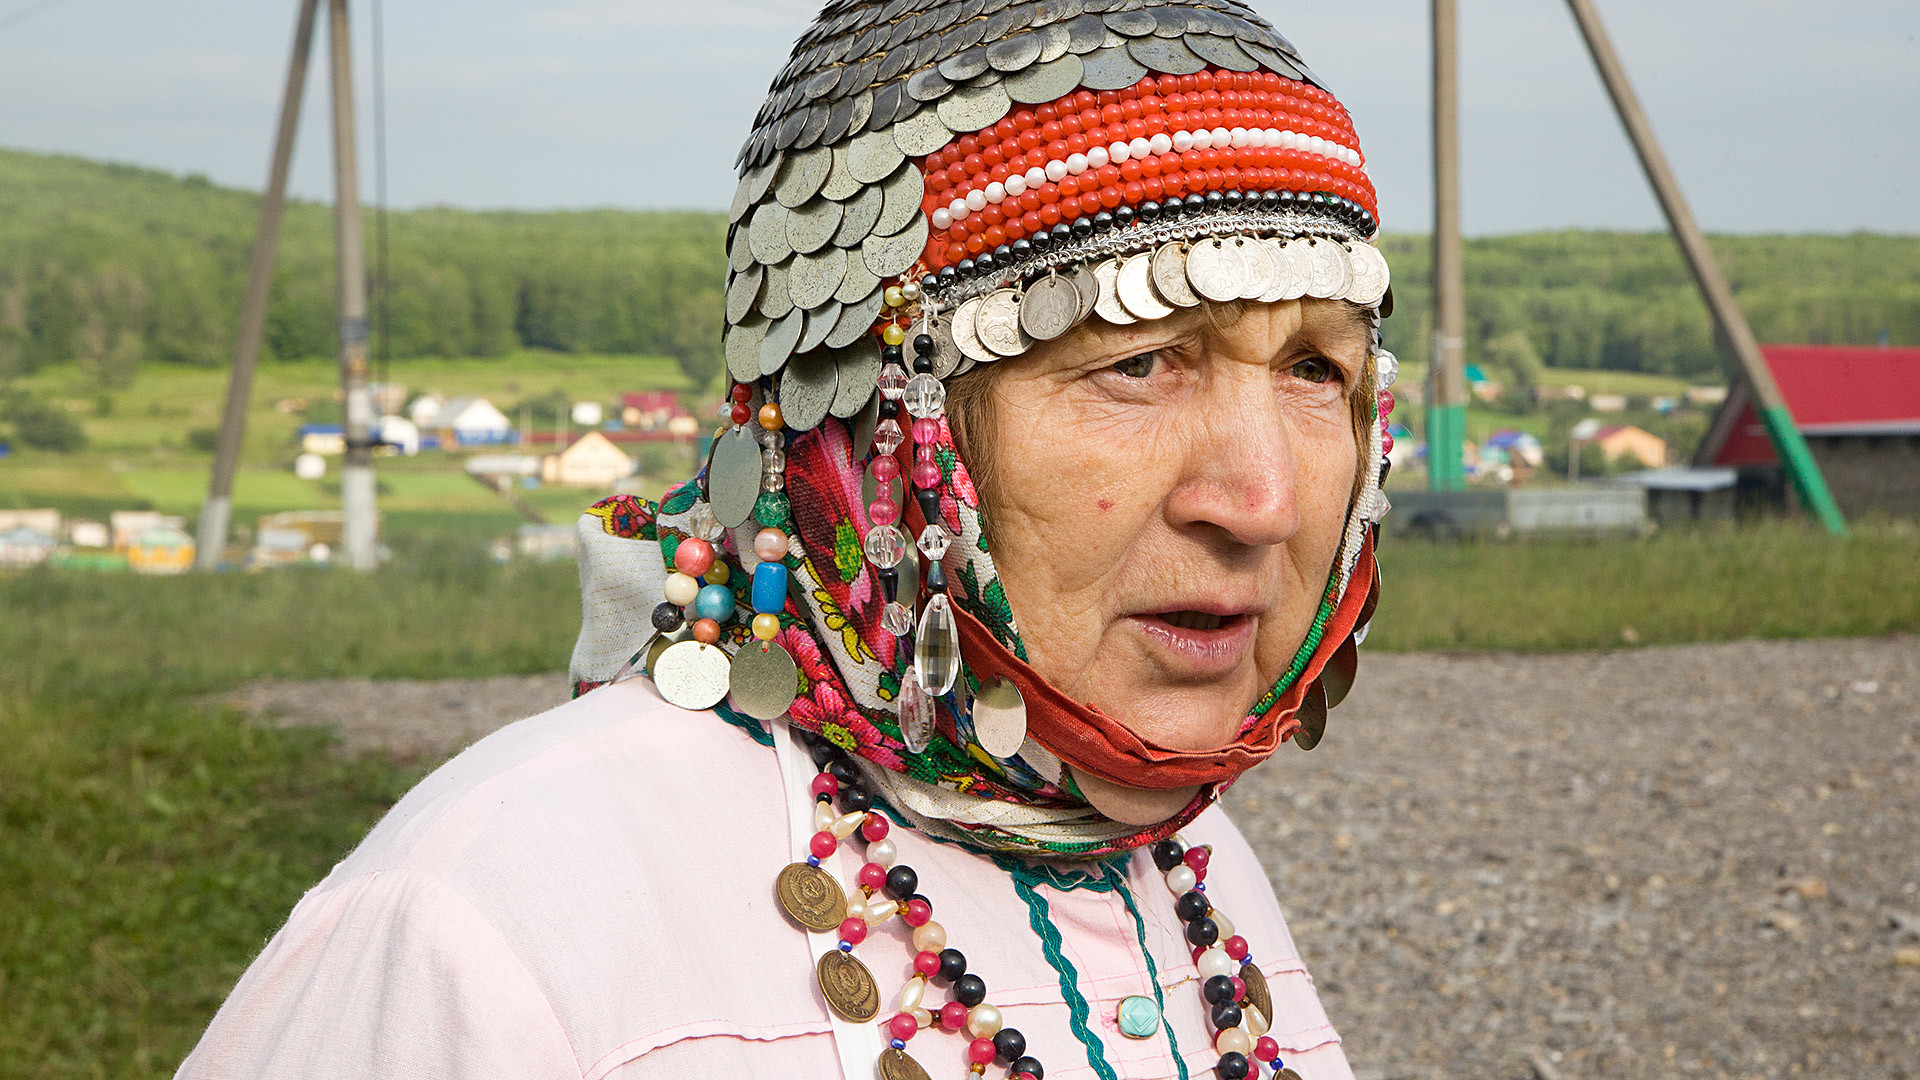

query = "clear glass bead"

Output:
[[881, 601, 915, 637], [871, 418, 905, 456], [897, 672, 933, 752], [914, 593, 961, 697], [1374, 350, 1398, 388], [754, 425, 783, 448], [916, 523, 951, 561], [864, 524, 906, 569], [877, 365, 908, 401], [760, 468, 786, 492], [761, 448, 787, 471], [903, 374, 946, 419]]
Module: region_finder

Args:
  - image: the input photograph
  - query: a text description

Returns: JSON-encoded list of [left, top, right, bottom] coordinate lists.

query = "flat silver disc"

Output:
[[728, 640, 800, 720], [830, 335, 883, 418], [971, 676, 1029, 758], [1117, 252, 1174, 320], [1255, 239, 1292, 304], [1276, 239, 1311, 301], [1019, 275, 1080, 341], [951, 297, 996, 363], [1304, 239, 1351, 300], [1346, 242, 1390, 307], [1236, 237, 1276, 301], [1150, 243, 1200, 307], [975, 288, 1033, 356], [654, 641, 733, 712], [708, 424, 763, 528], [1185, 237, 1246, 303], [1091, 257, 1136, 324], [1065, 264, 1099, 323]]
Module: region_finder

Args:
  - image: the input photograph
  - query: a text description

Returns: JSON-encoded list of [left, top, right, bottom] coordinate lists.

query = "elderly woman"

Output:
[[179, 2, 1395, 1078]]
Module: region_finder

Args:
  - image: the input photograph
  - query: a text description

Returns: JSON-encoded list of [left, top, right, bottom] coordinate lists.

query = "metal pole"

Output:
[[328, 0, 380, 568], [195, 0, 322, 571], [1562, 0, 1845, 534], [1426, 0, 1468, 491]]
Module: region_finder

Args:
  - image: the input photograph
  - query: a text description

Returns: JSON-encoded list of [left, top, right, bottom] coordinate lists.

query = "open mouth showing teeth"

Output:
[[1160, 610, 1226, 631]]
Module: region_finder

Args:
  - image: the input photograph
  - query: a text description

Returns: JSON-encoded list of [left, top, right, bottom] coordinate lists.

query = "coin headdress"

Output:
[[572, 0, 1398, 858]]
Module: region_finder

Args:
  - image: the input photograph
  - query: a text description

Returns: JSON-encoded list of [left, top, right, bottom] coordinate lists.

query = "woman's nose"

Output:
[[1162, 374, 1301, 549]]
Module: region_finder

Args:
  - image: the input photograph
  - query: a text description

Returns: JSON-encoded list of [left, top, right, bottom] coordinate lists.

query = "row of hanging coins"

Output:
[[943, 235, 1388, 363]]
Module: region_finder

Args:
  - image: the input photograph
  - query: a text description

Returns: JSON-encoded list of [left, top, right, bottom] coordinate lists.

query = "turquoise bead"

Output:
[[694, 583, 735, 622], [1117, 994, 1161, 1039], [751, 562, 789, 614]]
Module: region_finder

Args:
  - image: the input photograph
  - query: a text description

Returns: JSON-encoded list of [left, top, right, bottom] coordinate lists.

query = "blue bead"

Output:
[[694, 583, 734, 622], [752, 562, 789, 614], [889, 1040, 905, 1051]]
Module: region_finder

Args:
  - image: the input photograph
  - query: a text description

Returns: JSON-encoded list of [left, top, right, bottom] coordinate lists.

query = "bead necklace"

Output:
[[778, 729, 1305, 1080]]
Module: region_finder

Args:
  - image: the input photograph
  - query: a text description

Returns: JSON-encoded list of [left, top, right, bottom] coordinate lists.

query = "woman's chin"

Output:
[[1089, 680, 1259, 752]]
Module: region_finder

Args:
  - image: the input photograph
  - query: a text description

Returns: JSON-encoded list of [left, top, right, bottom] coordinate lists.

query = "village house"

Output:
[[126, 524, 194, 574], [1591, 425, 1668, 469], [110, 510, 185, 551], [436, 397, 514, 447], [542, 430, 635, 488], [0, 524, 57, 567], [620, 391, 689, 431]]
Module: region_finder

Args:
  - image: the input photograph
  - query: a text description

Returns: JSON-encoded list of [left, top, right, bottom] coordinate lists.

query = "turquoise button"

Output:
[[1117, 994, 1161, 1039]]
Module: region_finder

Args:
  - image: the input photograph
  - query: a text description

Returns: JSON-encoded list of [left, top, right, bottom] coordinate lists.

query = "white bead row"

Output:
[[930, 126, 1368, 230]]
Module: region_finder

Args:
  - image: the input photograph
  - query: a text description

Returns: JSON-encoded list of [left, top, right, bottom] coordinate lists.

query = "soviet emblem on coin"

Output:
[[776, 862, 848, 932], [878, 1048, 933, 1080], [817, 949, 881, 1022]]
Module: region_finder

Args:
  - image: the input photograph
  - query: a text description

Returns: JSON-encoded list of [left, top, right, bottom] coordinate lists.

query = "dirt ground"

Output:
[[225, 636, 1920, 1079]]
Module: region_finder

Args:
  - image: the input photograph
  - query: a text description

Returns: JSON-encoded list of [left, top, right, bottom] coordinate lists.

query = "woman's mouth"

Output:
[[1127, 610, 1257, 676]]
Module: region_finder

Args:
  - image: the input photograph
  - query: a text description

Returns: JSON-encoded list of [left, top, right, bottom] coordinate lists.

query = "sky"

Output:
[[0, 0, 1914, 235]]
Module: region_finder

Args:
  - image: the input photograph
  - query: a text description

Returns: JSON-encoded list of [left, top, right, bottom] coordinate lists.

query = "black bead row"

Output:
[[1151, 838, 1256, 1080]]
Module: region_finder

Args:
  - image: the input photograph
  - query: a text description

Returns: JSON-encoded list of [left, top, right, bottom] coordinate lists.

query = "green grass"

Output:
[[3, 521, 1917, 1077]]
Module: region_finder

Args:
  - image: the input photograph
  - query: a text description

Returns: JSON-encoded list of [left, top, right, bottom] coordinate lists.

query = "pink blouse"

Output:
[[178, 676, 1353, 1079]]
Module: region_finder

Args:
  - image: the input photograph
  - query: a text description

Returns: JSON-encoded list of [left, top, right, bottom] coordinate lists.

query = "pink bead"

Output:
[[810, 774, 839, 798], [1191, 944, 1206, 963], [1255, 1036, 1280, 1062], [903, 898, 932, 927], [810, 831, 838, 859], [869, 499, 899, 525], [939, 1001, 968, 1031], [838, 917, 868, 946], [968, 1038, 998, 1065], [912, 418, 940, 444], [672, 537, 715, 576], [888, 1012, 919, 1041], [862, 814, 890, 842], [915, 444, 937, 465], [1377, 389, 1395, 415], [753, 527, 789, 562], [858, 862, 887, 890], [914, 950, 942, 976], [1381, 430, 1395, 454], [1229, 976, 1247, 1002], [869, 455, 900, 482], [1225, 935, 1249, 961], [912, 462, 941, 489], [1184, 847, 1210, 873]]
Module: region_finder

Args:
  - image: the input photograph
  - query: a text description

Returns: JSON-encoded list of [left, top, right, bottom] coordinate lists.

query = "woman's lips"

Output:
[[1126, 612, 1257, 676]]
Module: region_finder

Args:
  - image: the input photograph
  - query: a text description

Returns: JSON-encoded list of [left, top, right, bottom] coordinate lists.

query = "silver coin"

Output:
[[1127, 35, 1206, 75], [936, 83, 1013, 133], [937, 46, 990, 83], [781, 346, 839, 431], [726, 264, 765, 325], [787, 196, 845, 256], [830, 335, 883, 418], [1034, 21, 1072, 63], [747, 201, 793, 265], [1006, 52, 1083, 103], [760, 307, 806, 375], [891, 108, 955, 157], [787, 246, 847, 310], [729, 227, 755, 274], [847, 128, 906, 185], [929, 319, 966, 377], [1019, 275, 1080, 340], [986, 30, 1042, 71], [725, 317, 767, 383], [1346, 242, 1390, 307], [757, 261, 794, 320], [795, 299, 841, 355], [906, 65, 954, 103], [1091, 257, 1136, 325], [850, 390, 880, 456], [1235, 236, 1275, 301], [975, 288, 1033, 356], [1079, 45, 1148, 90], [775, 145, 832, 208], [1184, 237, 1246, 303], [826, 284, 885, 349], [1185, 32, 1258, 72], [970, 676, 1029, 758], [729, 174, 755, 224], [1304, 239, 1351, 300], [744, 159, 778, 204], [654, 641, 733, 712], [874, 162, 925, 237], [708, 424, 763, 528], [1064, 264, 1099, 324], [862, 215, 929, 278], [1276, 239, 1311, 301], [1116, 252, 1174, 320], [833, 182, 885, 248], [1253, 239, 1290, 304], [728, 640, 800, 720], [1149, 243, 1200, 307], [1103, 9, 1156, 36], [834, 253, 881, 306], [950, 297, 996, 363]]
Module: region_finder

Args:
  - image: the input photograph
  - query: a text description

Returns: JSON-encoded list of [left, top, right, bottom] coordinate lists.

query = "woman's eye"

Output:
[[1111, 351, 1160, 379], [1290, 356, 1337, 384]]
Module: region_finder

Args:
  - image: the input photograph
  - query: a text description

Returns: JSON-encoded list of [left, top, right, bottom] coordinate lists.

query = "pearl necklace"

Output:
[[775, 729, 1305, 1080]]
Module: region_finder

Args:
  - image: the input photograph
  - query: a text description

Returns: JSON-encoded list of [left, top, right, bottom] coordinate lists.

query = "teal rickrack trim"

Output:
[[1111, 866, 1190, 1080], [1009, 871, 1122, 1080], [711, 700, 777, 748]]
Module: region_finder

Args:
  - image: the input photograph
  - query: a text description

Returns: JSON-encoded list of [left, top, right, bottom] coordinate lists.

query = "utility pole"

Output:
[[328, 0, 380, 567], [1562, 0, 1845, 534], [1426, 0, 1468, 491], [195, 0, 321, 570]]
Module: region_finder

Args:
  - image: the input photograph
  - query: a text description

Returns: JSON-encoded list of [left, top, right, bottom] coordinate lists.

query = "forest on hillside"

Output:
[[2, 148, 1916, 395]]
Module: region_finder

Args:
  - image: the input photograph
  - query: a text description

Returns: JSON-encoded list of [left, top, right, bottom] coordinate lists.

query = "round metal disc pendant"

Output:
[[776, 862, 849, 932], [1236, 236, 1276, 300], [729, 639, 799, 720], [1239, 962, 1274, 1022], [1276, 239, 1312, 301], [971, 676, 1028, 758], [1065, 263, 1100, 323], [1019, 274, 1080, 340], [1276, 1070, 1305, 1080], [1117, 994, 1162, 1039], [878, 1048, 933, 1080], [1346, 241, 1391, 307], [1150, 242, 1200, 308], [708, 424, 763, 529], [1185, 237, 1246, 302], [975, 288, 1033, 356], [817, 949, 881, 1022], [1304, 239, 1351, 300], [653, 640, 733, 711], [1091, 258, 1136, 325], [1255, 239, 1293, 304], [1117, 252, 1175, 320], [951, 296, 996, 363], [1292, 680, 1329, 751]]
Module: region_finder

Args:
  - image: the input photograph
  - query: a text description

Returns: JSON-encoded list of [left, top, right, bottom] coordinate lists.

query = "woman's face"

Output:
[[970, 298, 1368, 754]]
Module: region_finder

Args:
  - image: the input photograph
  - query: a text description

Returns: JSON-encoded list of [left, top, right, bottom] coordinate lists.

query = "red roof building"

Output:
[[1698, 345, 1920, 516]]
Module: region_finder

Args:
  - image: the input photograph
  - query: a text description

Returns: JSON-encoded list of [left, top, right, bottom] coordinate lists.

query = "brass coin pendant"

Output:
[[1239, 962, 1274, 1021], [1276, 1070, 1304, 1080], [817, 949, 881, 1022], [878, 1048, 933, 1080], [728, 639, 799, 720], [776, 862, 848, 932]]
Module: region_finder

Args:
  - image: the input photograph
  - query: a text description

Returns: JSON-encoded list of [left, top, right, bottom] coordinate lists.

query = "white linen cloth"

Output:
[[177, 676, 1353, 1079]]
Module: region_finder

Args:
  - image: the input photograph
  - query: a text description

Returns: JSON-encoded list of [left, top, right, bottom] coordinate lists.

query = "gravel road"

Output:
[[225, 636, 1920, 1078]]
